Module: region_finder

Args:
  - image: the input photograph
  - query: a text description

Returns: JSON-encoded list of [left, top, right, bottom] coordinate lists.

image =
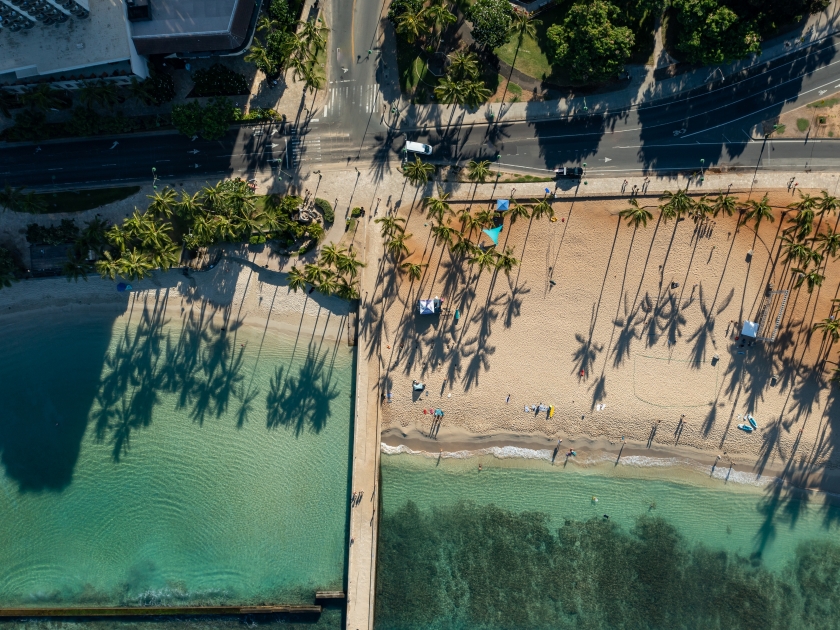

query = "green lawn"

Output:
[[29, 186, 140, 214], [494, 2, 658, 82]]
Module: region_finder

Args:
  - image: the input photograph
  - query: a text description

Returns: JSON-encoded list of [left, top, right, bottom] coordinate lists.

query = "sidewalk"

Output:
[[396, 1, 840, 127]]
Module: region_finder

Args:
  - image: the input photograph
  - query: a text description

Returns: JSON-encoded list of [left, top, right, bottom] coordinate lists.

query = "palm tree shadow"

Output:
[[502, 275, 530, 329], [611, 292, 642, 369], [265, 343, 341, 435]]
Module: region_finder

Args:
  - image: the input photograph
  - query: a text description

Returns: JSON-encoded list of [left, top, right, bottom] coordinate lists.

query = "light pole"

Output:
[[152, 167, 158, 190], [699, 158, 705, 183]]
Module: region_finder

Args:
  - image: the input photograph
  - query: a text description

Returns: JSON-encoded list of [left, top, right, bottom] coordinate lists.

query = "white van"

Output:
[[405, 141, 433, 155]]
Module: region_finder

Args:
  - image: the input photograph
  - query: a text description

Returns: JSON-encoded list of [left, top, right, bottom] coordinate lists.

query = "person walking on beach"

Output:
[[506, 394, 510, 403]]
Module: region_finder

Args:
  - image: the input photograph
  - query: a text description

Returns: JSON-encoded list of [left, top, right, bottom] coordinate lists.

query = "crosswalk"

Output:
[[288, 130, 321, 165], [323, 83, 381, 118]]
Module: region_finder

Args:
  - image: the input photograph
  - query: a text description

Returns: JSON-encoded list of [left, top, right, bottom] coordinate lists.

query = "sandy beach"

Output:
[[368, 187, 840, 494], [0, 249, 352, 348]]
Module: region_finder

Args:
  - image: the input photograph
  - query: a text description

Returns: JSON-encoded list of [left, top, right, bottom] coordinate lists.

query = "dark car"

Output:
[[554, 166, 583, 178]]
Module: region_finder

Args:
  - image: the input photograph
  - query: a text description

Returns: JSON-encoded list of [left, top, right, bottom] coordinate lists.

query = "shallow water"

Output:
[[376, 453, 840, 629], [0, 306, 354, 614]]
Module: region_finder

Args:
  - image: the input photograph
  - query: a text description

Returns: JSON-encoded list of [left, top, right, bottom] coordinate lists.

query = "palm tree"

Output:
[[20, 84, 63, 113], [336, 278, 360, 300], [78, 80, 118, 110], [467, 159, 492, 185], [287, 266, 307, 292], [469, 246, 497, 275], [450, 236, 473, 258], [434, 77, 466, 105], [424, 189, 451, 223], [63, 252, 90, 283], [507, 200, 531, 223], [320, 243, 345, 268], [792, 267, 824, 293], [245, 43, 277, 77], [425, 1, 457, 45], [400, 260, 427, 280], [148, 240, 181, 272], [448, 51, 479, 81], [816, 227, 840, 259], [619, 198, 654, 228], [117, 248, 155, 281], [299, 18, 329, 51], [139, 216, 172, 251], [304, 263, 328, 285], [374, 215, 405, 238], [336, 251, 365, 279], [148, 187, 177, 219], [817, 191, 840, 218], [126, 77, 154, 106], [395, 9, 425, 43], [779, 234, 813, 266], [712, 192, 738, 217], [463, 81, 492, 108], [95, 250, 120, 280], [659, 189, 693, 222], [475, 208, 496, 228], [106, 224, 128, 252], [431, 223, 457, 247], [787, 192, 817, 240], [814, 317, 840, 343], [741, 194, 774, 230], [692, 196, 713, 219], [531, 196, 554, 221], [177, 191, 204, 220], [386, 232, 412, 259], [257, 15, 281, 32], [494, 246, 519, 276], [402, 156, 435, 185], [318, 273, 339, 296]]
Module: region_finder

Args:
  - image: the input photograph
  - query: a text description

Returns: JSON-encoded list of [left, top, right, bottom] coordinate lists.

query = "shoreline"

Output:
[[381, 427, 840, 496], [0, 261, 351, 344]]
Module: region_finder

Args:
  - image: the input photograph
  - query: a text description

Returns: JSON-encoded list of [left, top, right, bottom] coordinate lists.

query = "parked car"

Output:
[[554, 166, 583, 178], [405, 141, 433, 155]]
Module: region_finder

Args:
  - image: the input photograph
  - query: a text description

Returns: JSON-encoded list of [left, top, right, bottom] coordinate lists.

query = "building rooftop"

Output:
[[0, 0, 132, 80], [129, 0, 256, 55]]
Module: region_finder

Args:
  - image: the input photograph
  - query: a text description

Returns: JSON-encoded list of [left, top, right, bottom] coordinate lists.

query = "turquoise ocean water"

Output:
[[0, 306, 354, 627], [376, 452, 840, 629]]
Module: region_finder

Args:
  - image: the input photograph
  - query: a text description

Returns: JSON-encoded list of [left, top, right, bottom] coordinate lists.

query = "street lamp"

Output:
[[699, 159, 705, 182], [152, 167, 158, 189]]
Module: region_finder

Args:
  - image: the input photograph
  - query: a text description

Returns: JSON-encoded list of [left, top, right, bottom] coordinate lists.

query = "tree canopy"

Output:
[[465, 0, 513, 49], [546, 0, 634, 82]]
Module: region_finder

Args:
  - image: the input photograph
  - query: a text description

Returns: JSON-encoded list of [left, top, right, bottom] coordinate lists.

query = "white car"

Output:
[[405, 141, 433, 155]]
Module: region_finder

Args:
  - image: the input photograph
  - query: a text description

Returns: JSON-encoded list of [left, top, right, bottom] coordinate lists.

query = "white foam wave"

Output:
[[381, 442, 784, 488]]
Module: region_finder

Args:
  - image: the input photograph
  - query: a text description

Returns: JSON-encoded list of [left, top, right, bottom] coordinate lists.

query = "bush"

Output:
[[146, 71, 175, 104], [269, 0, 297, 28], [6, 109, 47, 142], [233, 107, 283, 122], [350, 207, 363, 218], [313, 198, 334, 223], [547, 0, 634, 82], [465, 0, 513, 50], [26, 219, 80, 245], [172, 98, 236, 140], [192, 63, 250, 97], [797, 118, 810, 132]]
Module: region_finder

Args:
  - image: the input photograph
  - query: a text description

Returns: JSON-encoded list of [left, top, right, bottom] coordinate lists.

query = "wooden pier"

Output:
[[0, 605, 322, 618]]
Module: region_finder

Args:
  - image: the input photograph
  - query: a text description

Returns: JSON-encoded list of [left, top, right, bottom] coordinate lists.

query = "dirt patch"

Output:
[[766, 92, 840, 138]]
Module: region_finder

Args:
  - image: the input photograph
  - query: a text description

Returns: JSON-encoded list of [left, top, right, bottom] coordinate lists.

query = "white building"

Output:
[[0, 0, 258, 91]]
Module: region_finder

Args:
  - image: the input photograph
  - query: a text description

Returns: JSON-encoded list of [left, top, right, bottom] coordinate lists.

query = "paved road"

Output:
[[3, 35, 840, 190]]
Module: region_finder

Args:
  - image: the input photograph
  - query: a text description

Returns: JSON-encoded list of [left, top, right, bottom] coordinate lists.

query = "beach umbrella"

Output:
[[482, 224, 503, 245], [495, 199, 509, 211]]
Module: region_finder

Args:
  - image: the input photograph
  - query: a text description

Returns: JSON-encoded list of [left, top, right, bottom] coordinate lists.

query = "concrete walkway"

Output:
[[395, 1, 840, 126]]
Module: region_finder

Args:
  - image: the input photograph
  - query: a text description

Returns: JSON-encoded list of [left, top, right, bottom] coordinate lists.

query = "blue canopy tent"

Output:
[[496, 199, 509, 211], [482, 225, 503, 245]]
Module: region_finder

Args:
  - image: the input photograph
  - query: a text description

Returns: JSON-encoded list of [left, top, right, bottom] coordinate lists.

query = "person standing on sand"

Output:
[[506, 394, 510, 403]]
